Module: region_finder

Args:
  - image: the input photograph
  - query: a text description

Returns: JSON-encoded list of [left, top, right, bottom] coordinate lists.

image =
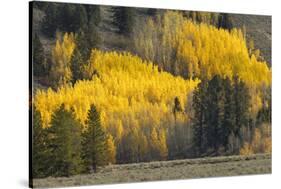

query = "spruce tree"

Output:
[[47, 105, 82, 177], [33, 33, 47, 77], [111, 7, 136, 34], [233, 76, 250, 139], [173, 97, 183, 121], [32, 108, 48, 178], [218, 13, 233, 30], [205, 75, 225, 154], [222, 77, 235, 150], [82, 105, 107, 173], [70, 47, 84, 84], [84, 5, 101, 26], [192, 79, 208, 155], [41, 4, 58, 37]]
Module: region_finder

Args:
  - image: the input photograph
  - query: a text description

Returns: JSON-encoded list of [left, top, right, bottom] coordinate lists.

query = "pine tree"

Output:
[[218, 13, 233, 30], [111, 7, 136, 34], [222, 77, 235, 150], [173, 97, 183, 121], [205, 75, 225, 154], [73, 5, 88, 32], [70, 48, 84, 84], [47, 104, 82, 177], [85, 5, 101, 26], [192, 79, 208, 155], [233, 76, 250, 140], [41, 4, 58, 37], [147, 8, 158, 16], [82, 105, 107, 173], [33, 33, 47, 77], [32, 108, 48, 178]]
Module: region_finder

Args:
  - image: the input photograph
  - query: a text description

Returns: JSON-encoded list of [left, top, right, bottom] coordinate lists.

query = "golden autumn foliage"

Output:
[[239, 142, 254, 156], [35, 50, 199, 161], [35, 50, 199, 128], [240, 125, 271, 155], [106, 134, 117, 164], [176, 13, 271, 86], [50, 33, 76, 88], [133, 11, 271, 87], [133, 11, 271, 121]]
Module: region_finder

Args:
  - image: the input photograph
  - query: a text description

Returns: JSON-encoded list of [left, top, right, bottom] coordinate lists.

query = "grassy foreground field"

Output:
[[32, 154, 271, 188]]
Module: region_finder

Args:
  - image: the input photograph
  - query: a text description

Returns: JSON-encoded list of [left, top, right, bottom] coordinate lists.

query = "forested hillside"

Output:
[[31, 2, 271, 179]]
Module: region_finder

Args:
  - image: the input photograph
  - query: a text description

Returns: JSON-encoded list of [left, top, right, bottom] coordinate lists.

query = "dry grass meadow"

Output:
[[32, 154, 271, 188]]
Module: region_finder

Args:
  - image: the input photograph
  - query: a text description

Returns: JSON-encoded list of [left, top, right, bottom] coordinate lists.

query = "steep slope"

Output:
[[231, 14, 271, 65]]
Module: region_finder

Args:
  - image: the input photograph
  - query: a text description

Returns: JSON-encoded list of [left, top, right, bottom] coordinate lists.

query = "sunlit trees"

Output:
[[240, 124, 271, 155], [50, 33, 75, 88], [35, 50, 198, 163], [133, 11, 271, 87], [34, 10, 271, 164], [106, 134, 117, 164]]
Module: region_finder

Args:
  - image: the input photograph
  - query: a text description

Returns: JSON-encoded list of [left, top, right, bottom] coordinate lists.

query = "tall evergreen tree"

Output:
[[32, 108, 48, 178], [41, 4, 59, 37], [84, 5, 101, 26], [33, 33, 47, 77], [192, 79, 208, 155], [173, 97, 183, 121], [218, 13, 233, 30], [47, 105, 82, 177], [82, 105, 107, 173], [70, 26, 100, 84], [233, 76, 250, 140], [221, 77, 235, 149], [70, 48, 84, 84], [111, 7, 136, 34], [205, 75, 225, 154]]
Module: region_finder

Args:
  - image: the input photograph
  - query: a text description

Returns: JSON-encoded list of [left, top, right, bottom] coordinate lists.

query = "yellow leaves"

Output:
[[35, 50, 198, 133], [239, 142, 253, 155], [51, 33, 76, 88], [106, 134, 117, 164], [174, 16, 270, 87], [240, 126, 271, 155], [150, 127, 168, 160], [262, 138, 272, 154]]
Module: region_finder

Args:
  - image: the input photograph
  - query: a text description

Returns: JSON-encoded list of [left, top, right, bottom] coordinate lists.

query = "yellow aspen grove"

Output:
[[50, 33, 76, 88], [34, 50, 199, 156], [175, 18, 271, 87]]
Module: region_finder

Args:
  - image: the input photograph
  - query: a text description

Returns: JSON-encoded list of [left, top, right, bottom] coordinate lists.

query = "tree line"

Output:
[[32, 104, 116, 178], [192, 75, 271, 157]]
